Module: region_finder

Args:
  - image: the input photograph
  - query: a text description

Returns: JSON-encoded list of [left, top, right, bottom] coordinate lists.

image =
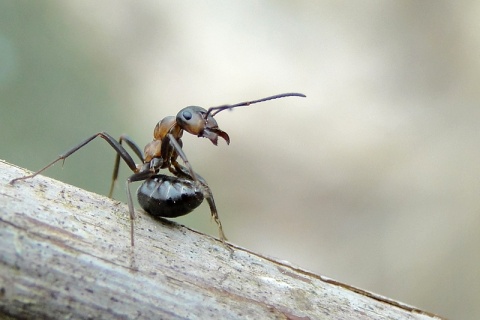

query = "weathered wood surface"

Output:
[[0, 160, 442, 319]]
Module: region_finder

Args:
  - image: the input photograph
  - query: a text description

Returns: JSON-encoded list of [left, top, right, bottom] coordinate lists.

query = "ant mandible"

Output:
[[10, 92, 306, 246]]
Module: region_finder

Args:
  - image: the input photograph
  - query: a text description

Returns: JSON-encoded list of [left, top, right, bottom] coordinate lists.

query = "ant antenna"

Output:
[[204, 92, 306, 119]]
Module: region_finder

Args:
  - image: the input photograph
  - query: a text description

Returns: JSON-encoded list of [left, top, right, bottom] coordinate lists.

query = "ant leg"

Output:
[[10, 132, 139, 185], [166, 133, 227, 242], [203, 185, 228, 242], [169, 161, 208, 185], [125, 170, 156, 246], [108, 134, 144, 198], [165, 134, 197, 182]]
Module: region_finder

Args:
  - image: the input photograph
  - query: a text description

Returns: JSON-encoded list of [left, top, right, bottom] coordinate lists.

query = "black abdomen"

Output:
[[137, 175, 204, 218]]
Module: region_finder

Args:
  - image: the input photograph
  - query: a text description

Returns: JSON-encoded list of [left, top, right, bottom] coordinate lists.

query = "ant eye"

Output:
[[182, 110, 192, 120]]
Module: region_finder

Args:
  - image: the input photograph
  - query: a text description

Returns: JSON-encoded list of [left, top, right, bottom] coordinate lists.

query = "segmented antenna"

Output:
[[204, 92, 306, 118]]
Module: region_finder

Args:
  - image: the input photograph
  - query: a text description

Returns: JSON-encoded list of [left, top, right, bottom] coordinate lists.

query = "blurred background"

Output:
[[1, 1, 479, 318]]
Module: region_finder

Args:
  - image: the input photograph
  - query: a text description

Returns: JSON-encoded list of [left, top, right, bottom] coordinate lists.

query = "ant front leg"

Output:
[[166, 134, 228, 242], [201, 183, 228, 242]]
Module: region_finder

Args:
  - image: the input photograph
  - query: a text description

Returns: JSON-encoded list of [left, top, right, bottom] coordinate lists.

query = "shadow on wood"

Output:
[[0, 160, 443, 319]]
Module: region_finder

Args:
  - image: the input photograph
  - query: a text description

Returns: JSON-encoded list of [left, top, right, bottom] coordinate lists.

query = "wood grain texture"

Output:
[[0, 160, 443, 319]]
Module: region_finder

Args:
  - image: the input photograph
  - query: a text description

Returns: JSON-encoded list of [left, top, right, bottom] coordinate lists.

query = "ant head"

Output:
[[176, 93, 306, 145], [176, 106, 230, 145]]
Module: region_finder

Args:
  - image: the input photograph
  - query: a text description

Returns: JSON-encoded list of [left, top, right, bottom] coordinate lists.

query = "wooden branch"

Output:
[[0, 160, 442, 319]]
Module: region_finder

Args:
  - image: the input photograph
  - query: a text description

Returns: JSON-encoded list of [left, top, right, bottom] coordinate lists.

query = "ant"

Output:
[[10, 93, 306, 246]]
